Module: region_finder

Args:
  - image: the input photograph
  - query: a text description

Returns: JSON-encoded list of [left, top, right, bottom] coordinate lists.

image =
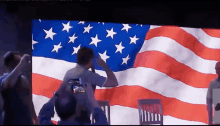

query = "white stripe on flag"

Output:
[[139, 38, 217, 74], [32, 56, 208, 105], [181, 27, 220, 49]]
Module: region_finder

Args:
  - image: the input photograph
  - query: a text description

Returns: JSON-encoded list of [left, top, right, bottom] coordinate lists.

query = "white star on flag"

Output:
[[122, 54, 130, 65], [106, 28, 117, 39], [32, 34, 38, 50], [51, 42, 62, 53], [115, 41, 125, 54], [136, 24, 143, 27], [83, 24, 93, 33], [43, 28, 57, 40], [39, 19, 41, 22], [62, 21, 73, 33], [99, 50, 110, 63], [121, 24, 132, 33], [89, 34, 102, 47], [78, 21, 85, 24], [129, 35, 139, 44], [68, 33, 78, 43], [98, 22, 105, 25], [72, 44, 81, 55]]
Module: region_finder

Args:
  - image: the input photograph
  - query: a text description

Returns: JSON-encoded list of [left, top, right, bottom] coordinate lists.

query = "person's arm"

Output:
[[38, 95, 57, 125], [207, 83, 213, 125], [207, 97, 212, 125], [20, 75, 38, 125], [1, 63, 23, 89], [38, 83, 66, 125], [1, 54, 30, 90], [102, 66, 118, 87], [38, 102, 55, 125], [95, 58, 118, 87], [90, 65, 97, 92]]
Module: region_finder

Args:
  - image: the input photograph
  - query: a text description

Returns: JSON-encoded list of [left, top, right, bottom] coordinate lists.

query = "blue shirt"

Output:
[[63, 65, 107, 118], [39, 102, 108, 125]]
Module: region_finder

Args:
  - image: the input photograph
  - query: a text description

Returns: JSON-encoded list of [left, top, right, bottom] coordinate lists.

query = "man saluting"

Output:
[[62, 47, 119, 124]]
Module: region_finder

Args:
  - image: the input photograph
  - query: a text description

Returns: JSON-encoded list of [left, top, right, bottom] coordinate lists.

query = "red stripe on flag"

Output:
[[134, 50, 217, 88], [146, 26, 220, 61], [32, 73, 208, 124], [32, 73, 62, 98], [202, 28, 220, 38], [95, 86, 208, 124], [52, 120, 58, 125]]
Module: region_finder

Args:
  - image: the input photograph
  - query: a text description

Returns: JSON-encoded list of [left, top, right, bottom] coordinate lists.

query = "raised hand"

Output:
[[19, 54, 31, 72], [20, 54, 30, 66], [95, 57, 108, 69]]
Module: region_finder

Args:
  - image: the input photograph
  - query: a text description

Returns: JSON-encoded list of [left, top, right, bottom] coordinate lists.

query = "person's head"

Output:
[[77, 47, 94, 69], [216, 61, 220, 76], [55, 92, 78, 121], [3, 51, 21, 72]]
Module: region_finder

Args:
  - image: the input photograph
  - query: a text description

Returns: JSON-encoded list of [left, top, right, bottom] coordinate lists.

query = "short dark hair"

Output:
[[3, 51, 20, 69], [77, 47, 94, 65], [55, 92, 77, 120]]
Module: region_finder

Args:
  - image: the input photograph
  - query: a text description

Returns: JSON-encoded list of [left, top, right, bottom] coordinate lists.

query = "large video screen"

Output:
[[32, 19, 220, 125]]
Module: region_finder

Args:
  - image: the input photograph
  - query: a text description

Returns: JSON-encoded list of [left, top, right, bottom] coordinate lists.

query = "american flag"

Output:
[[32, 19, 219, 125]]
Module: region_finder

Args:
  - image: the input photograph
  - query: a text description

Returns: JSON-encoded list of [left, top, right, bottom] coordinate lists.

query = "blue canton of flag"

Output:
[[32, 20, 150, 71]]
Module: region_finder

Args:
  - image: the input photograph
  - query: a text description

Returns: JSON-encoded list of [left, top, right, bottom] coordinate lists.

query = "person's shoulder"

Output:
[[63, 68, 75, 78], [66, 66, 85, 75], [0, 73, 8, 78], [86, 70, 102, 80], [3, 73, 8, 76], [0, 73, 8, 83], [65, 68, 74, 74], [86, 69, 94, 74], [210, 78, 217, 84], [209, 79, 220, 88], [87, 69, 100, 75], [39, 102, 54, 116], [210, 79, 218, 84]]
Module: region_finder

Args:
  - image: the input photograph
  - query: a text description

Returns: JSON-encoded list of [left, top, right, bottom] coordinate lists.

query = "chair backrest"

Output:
[[138, 99, 163, 125], [91, 100, 110, 125]]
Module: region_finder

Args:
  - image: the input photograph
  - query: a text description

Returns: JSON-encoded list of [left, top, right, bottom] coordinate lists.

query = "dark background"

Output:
[[0, 1, 220, 105]]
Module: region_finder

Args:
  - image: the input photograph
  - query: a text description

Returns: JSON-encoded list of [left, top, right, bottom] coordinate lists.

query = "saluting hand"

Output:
[[95, 57, 108, 69]]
